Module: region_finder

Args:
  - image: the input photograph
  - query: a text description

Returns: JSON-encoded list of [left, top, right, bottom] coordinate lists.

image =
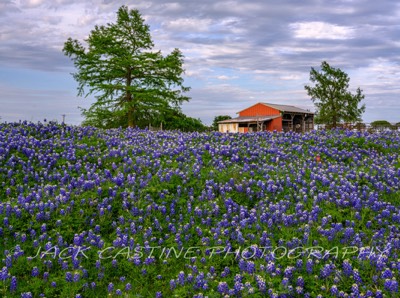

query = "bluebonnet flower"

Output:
[[282, 277, 289, 288], [266, 261, 275, 273], [247, 261, 256, 274], [112, 259, 118, 267], [170, 279, 176, 290], [238, 259, 247, 272], [330, 285, 338, 296], [296, 259, 303, 269], [384, 278, 398, 293], [10, 276, 17, 292], [82, 269, 88, 278], [255, 275, 266, 293], [306, 259, 313, 274], [284, 266, 294, 279], [351, 283, 359, 296], [73, 273, 80, 282], [65, 272, 73, 282], [177, 271, 185, 285], [320, 263, 334, 279], [72, 257, 80, 269], [108, 282, 114, 293], [217, 281, 229, 295], [31, 267, 39, 277], [223, 266, 230, 276], [125, 282, 132, 291], [5, 255, 12, 268], [296, 286, 303, 294], [296, 276, 304, 287], [381, 268, 393, 279], [61, 261, 69, 270], [342, 259, 353, 276], [352, 269, 362, 284]]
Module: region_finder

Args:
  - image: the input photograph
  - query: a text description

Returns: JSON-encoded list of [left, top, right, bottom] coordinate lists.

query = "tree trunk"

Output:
[[331, 98, 337, 128], [126, 68, 134, 127], [128, 109, 134, 128]]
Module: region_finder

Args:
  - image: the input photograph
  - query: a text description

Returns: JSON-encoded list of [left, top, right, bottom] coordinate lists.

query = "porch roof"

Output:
[[218, 115, 280, 124]]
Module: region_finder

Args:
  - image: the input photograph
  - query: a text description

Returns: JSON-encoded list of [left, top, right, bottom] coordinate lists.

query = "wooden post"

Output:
[[290, 114, 294, 131]]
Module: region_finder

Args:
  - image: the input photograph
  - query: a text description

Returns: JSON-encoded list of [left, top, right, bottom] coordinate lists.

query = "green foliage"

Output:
[[371, 120, 392, 126], [80, 106, 127, 129], [212, 115, 232, 131], [63, 5, 190, 128], [156, 108, 208, 132], [305, 61, 365, 128], [81, 105, 208, 132], [370, 120, 393, 131]]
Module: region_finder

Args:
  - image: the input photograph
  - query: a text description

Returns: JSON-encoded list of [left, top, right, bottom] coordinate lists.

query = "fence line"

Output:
[[317, 123, 400, 132]]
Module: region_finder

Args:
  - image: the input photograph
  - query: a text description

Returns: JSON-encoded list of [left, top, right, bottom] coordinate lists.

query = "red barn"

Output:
[[218, 102, 314, 133]]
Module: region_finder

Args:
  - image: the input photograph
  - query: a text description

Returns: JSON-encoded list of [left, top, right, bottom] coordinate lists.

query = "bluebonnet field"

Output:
[[0, 121, 399, 297]]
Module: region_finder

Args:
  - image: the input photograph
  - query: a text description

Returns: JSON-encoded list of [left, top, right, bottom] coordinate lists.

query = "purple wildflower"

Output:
[[31, 267, 39, 277], [108, 282, 114, 293], [10, 276, 17, 292]]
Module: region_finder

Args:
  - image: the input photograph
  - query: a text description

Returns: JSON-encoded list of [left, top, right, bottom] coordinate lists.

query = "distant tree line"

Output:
[[370, 120, 400, 131], [317, 121, 400, 132]]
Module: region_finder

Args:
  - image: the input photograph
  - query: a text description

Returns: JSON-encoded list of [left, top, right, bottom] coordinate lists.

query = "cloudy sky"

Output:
[[1, 0, 399, 125]]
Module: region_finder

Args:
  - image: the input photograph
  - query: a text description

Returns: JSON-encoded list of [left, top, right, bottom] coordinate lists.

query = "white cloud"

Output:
[[349, 59, 400, 90], [19, 0, 46, 8], [212, 1, 263, 15], [279, 74, 302, 81], [159, 2, 183, 12], [216, 75, 238, 80], [290, 21, 355, 40], [164, 18, 212, 32]]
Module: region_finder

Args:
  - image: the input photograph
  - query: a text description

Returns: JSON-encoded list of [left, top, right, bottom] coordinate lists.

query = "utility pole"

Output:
[[61, 114, 66, 124]]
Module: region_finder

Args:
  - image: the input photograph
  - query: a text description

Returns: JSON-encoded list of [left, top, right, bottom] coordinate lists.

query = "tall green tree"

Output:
[[212, 115, 232, 131], [305, 61, 365, 128], [63, 5, 190, 128]]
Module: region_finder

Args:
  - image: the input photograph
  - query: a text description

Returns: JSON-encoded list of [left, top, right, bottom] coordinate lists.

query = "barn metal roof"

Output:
[[237, 102, 314, 114], [261, 103, 314, 114]]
